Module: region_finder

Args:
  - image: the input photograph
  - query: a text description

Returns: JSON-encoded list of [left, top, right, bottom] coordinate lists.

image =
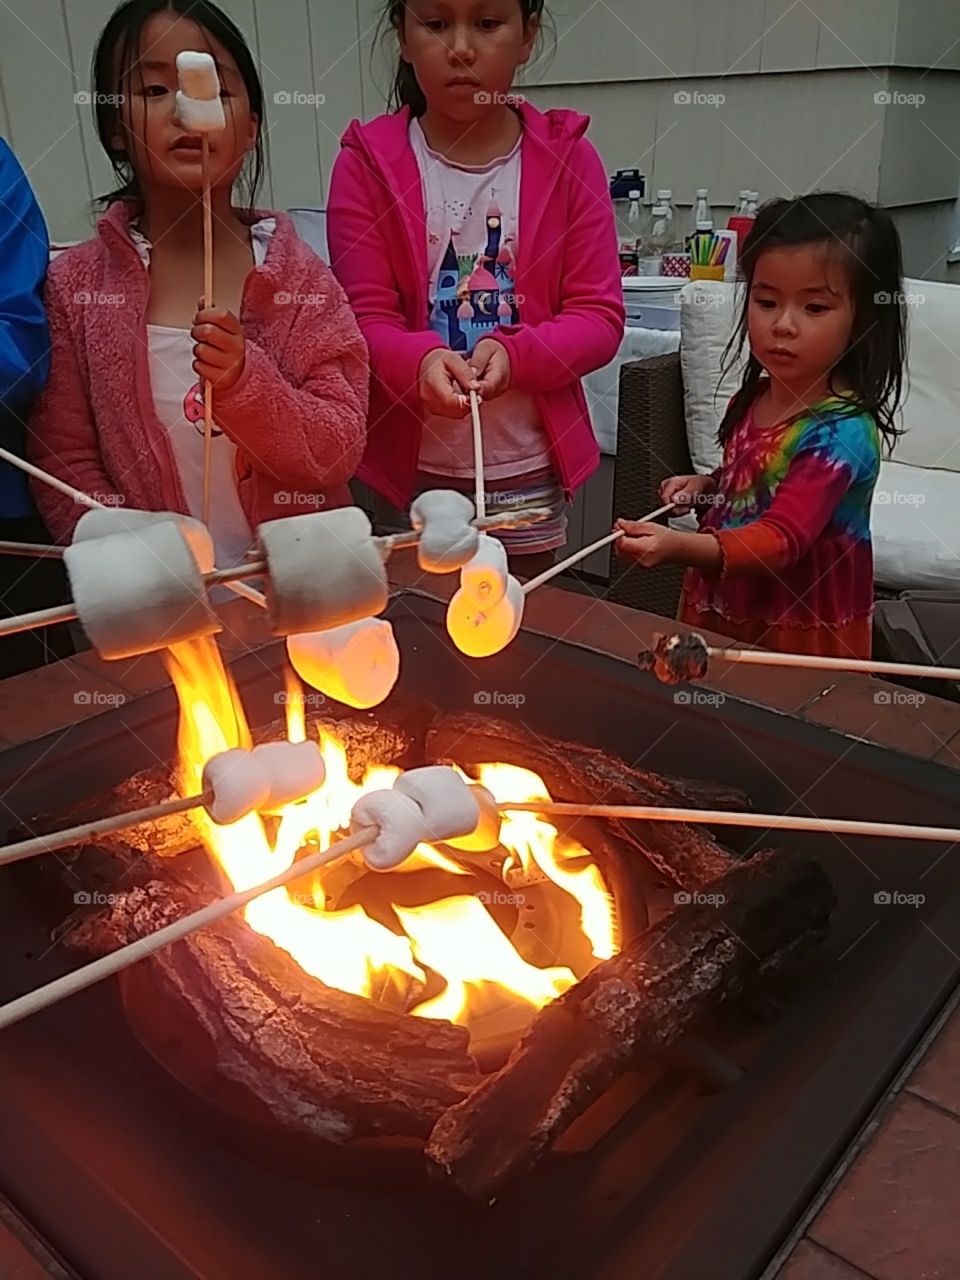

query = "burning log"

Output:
[[425, 714, 738, 889], [425, 851, 835, 1201], [61, 864, 482, 1143]]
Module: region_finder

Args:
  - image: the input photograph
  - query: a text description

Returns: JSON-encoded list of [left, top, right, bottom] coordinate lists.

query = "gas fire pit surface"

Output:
[[0, 592, 958, 1280]]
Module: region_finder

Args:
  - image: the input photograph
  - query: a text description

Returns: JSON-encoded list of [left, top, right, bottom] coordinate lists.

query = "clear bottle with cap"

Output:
[[694, 188, 714, 233], [746, 191, 760, 217], [655, 189, 680, 252]]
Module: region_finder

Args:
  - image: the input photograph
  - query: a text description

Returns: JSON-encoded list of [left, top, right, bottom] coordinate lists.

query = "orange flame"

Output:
[[164, 638, 618, 1039]]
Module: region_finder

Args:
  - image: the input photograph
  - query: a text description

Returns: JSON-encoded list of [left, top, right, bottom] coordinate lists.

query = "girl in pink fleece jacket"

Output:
[[328, 0, 624, 569], [28, 0, 368, 567]]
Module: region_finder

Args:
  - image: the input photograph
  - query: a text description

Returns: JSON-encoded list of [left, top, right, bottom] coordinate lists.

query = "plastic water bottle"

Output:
[[656, 189, 680, 252], [694, 188, 714, 233]]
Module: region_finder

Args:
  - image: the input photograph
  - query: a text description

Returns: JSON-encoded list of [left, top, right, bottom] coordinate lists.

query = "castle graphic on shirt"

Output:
[[428, 197, 520, 354]]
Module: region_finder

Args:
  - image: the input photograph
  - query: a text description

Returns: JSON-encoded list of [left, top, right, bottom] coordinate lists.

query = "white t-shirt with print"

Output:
[[411, 121, 551, 481], [130, 220, 275, 568]]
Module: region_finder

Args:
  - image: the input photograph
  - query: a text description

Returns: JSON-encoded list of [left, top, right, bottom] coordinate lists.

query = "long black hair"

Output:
[[719, 193, 907, 455], [378, 1, 548, 116], [92, 0, 265, 210]]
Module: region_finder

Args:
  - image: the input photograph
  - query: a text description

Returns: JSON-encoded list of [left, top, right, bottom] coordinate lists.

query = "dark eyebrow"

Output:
[[753, 280, 841, 297]]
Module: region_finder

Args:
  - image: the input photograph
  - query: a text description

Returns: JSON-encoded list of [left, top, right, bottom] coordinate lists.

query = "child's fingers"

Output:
[[194, 306, 242, 332], [192, 324, 240, 352]]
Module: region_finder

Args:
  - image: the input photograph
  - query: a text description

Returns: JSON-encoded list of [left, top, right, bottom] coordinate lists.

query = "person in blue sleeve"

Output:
[[0, 138, 73, 677]]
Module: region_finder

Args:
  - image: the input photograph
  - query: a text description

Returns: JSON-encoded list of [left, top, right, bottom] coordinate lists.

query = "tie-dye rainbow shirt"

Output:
[[680, 390, 881, 657]]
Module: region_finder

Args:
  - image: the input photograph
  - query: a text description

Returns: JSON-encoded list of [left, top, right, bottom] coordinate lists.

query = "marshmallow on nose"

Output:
[[175, 51, 226, 133], [446, 574, 524, 658], [201, 740, 326, 826], [410, 490, 479, 573], [460, 533, 509, 608], [257, 508, 389, 638], [287, 617, 400, 710]]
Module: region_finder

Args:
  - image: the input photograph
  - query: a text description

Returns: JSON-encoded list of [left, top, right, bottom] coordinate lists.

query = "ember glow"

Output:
[[165, 637, 619, 1039]]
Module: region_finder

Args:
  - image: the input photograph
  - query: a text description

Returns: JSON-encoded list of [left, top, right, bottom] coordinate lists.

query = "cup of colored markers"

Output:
[[687, 231, 734, 281]]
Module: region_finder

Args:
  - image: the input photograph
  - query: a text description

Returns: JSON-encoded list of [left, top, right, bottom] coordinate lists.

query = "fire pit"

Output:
[[0, 590, 958, 1280]]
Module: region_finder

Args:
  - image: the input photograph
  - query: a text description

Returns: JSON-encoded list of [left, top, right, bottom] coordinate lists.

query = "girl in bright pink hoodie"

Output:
[[28, 0, 368, 567], [328, 0, 624, 569]]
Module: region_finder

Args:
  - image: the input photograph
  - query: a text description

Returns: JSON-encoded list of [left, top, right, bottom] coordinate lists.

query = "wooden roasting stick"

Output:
[[0, 510, 555, 641], [201, 134, 215, 526], [470, 389, 486, 522], [0, 824, 379, 1033], [500, 801, 960, 845], [521, 503, 676, 595], [0, 791, 216, 869], [708, 645, 960, 685], [4, 786, 959, 878]]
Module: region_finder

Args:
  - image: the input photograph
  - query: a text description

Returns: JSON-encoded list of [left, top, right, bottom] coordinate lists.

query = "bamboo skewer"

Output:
[[521, 502, 676, 595], [0, 541, 64, 559], [0, 511, 554, 641], [201, 134, 215, 527], [500, 800, 960, 845], [470, 389, 486, 521], [0, 443, 103, 510], [0, 825, 379, 1033], [0, 791, 215, 868], [704, 644, 960, 685]]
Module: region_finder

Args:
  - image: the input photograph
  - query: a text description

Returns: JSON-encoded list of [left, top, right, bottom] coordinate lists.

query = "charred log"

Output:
[[61, 872, 482, 1144], [425, 852, 835, 1201]]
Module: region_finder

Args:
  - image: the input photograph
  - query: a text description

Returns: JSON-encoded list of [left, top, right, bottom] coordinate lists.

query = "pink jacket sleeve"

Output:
[[327, 147, 444, 406], [490, 138, 625, 395], [214, 267, 369, 491], [26, 270, 125, 543]]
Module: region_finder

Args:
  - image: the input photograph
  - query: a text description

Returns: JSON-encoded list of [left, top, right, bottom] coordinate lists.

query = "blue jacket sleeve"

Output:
[[0, 139, 51, 427]]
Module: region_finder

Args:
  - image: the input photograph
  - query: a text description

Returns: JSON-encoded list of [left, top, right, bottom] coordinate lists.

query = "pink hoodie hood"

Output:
[[328, 102, 624, 508]]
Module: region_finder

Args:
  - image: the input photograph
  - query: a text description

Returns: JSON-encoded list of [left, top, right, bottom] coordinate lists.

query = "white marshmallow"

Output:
[[176, 52, 221, 99], [443, 785, 502, 852], [72, 508, 216, 574], [446, 574, 524, 658], [287, 618, 400, 710], [410, 490, 479, 573], [64, 521, 220, 661], [175, 94, 226, 134], [351, 790, 431, 871], [250, 740, 326, 812], [175, 51, 226, 134], [392, 766, 481, 845], [202, 748, 271, 826], [258, 508, 388, 638], [460, 533, 509, 608]]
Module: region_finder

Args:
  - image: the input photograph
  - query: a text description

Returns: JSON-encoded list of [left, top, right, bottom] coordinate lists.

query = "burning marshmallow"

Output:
[[350, 766, 501, 870], [257, 508, 388, 638], [410, 491, 479, 573], [286, 617, 400, 710], [446, 574, 524, 659], [201, 740, 326, 826], [64, 519, 220, 661], [460, 533, 509, 609], [175, 51, 226, 134], [441, 784, 501, 852]]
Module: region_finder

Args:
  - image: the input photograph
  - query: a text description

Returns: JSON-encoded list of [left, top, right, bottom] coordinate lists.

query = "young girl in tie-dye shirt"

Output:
[[617, 193, 907, 659]]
